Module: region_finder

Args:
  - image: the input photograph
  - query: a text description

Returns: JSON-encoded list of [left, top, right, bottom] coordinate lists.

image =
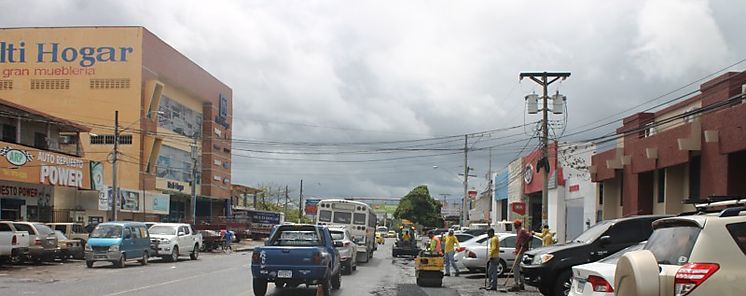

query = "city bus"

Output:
[[316, 199, 377, 263]]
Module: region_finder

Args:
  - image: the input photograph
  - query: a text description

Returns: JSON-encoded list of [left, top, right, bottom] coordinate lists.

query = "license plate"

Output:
[[95, 255, 107, 260], [575, 279, 585, 293], [277, 270, 292, 278]]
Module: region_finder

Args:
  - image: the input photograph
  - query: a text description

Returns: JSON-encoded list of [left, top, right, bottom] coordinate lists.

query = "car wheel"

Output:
[[114, 254, 125, 268], [496, 259, 507, 277], [170, 246, 179, 262], [190, 244, 199, 260], [141, 252, 149, 265], [553, 270, 572, 296], [342, 262, 352, 275], [331, 270, 341, 290], [252, 278, 268, 296], [86, 260, 94, 268]]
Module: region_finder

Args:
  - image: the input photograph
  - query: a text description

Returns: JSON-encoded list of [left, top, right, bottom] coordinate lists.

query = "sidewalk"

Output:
[[233, 239, 266, 252]]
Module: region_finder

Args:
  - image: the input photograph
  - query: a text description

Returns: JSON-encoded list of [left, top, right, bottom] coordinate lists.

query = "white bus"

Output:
[[316, 199, 377, 263]]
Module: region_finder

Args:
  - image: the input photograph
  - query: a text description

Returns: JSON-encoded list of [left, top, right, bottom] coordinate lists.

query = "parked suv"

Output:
[[148, 223, 202, 262], [615, 198, 746, 296], [521, 215, 669, 296]]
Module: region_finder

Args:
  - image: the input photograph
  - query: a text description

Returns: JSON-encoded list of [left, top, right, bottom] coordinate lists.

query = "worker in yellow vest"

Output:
[[442, 229, 460, 276]]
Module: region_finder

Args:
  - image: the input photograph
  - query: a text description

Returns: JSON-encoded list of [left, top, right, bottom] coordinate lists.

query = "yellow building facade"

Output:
[[0, 27, 233, 223]]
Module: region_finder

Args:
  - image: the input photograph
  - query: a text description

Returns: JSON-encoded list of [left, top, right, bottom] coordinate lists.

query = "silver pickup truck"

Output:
[[148, 223, 202, 262], [0, 222, 30, 264]]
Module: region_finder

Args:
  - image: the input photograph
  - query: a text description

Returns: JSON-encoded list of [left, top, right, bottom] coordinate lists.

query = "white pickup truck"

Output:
[[148, 223, 202, 262], [0, 223, 30, 264]]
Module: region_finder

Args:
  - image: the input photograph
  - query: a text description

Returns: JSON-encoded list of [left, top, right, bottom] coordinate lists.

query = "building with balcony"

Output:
[[591, 71, 746, 219], [0, 27, 233, 224], [0, 98, 100, 222]]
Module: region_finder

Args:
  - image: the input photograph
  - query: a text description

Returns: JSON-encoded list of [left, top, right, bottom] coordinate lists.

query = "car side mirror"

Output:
[[333, 241, 344, 248], [178, 231, 185, 236], [599, 235, 611, 246]]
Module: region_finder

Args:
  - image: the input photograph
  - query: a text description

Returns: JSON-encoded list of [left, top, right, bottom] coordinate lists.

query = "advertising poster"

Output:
[[304, 198, 321, 215]]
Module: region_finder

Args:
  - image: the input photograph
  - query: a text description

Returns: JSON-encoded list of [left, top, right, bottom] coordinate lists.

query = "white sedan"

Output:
[[569, 241, 646, 296], [453, 234, 491, 272], [460, 233, 542, 275]]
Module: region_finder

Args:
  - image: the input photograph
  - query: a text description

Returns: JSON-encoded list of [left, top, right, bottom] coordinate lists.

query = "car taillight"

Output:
[[587, 275, 613, 292], [11, 235, 17, 245], [456, 247, 465, 252], [251, 252, 260, 264], [344, 242, 351, 247], [34, 238, 42, 246], [674, 263, 719, 296], [467, 251, 477, 258], [311, 252, 322, 264]]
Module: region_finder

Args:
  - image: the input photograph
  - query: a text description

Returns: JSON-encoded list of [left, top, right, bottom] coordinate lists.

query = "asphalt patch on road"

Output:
[[397, 284, 461, 296]]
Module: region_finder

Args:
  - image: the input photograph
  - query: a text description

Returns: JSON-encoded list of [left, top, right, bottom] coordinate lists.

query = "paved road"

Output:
[[0, 239, 538, 296]]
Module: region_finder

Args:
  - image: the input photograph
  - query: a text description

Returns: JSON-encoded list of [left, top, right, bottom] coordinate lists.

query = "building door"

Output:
[[565, 198, 584, 242]]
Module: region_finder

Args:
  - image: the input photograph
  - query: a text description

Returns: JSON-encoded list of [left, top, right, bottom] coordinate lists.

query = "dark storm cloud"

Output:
[[2, 0, 744, 199]]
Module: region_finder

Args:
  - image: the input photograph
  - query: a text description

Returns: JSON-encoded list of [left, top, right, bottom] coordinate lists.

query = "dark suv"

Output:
[[520, 215, 669, 296]]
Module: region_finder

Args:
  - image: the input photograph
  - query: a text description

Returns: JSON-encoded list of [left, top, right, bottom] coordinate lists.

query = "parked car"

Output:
[[521, 215, 669, 296], [251, 224, 342, 296], [53, 230, 83, 261], [0, 222, 29, 264], [85, 221, 150, 268], [454, 233, 474, 243], [329, 227, 357, 275], [453, 234, 492, 272], [47, 222, 89, 246], [386, 230, 396, 238], [7, 221, 59, 262], [148, 223, 202, 262], [569, 241, 646, 296], [614, 198, 746, 296], [461, 233, 542, 275]]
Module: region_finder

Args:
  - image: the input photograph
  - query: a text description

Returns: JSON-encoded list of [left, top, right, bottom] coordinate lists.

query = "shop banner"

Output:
[[0, 180, 53, 199], [144, 192, 170, 215], [0, 141, 91, 189]]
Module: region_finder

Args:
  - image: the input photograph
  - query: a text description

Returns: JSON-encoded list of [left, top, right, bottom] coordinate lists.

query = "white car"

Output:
[[569, 241, 646, 296], [148, 223, 202, 262], [329, 227, 357, 275], [461, 233, 542, 275], [453, 234, 491, 272]]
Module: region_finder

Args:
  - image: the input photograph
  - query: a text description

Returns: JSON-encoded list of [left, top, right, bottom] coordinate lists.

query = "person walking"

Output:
[[427, 231, 442, 255], [533, 225, 554, 247], [443, 229, 460, 276], [222, 228, 234, 254], [486, 228, 500, 291], [508, 219, 531, 292]]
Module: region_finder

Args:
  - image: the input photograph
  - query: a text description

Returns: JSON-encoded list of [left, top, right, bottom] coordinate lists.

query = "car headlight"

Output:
[[109, 245, 120, 252], [85, 244, 92, 251], [531, 253, 554, 265]]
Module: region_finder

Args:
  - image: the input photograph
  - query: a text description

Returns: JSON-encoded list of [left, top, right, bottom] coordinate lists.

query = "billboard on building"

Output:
[[304, 198, 321, 215], [494, 169, 509, 201], [0, 141, 91, 189]]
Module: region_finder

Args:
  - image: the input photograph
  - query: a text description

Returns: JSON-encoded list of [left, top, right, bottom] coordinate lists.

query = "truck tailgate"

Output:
[[257, 246, 324, 266]]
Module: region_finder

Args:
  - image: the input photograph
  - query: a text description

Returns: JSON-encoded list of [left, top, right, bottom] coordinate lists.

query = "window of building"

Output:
[[599, 183, 604, 205], [90, 134, 132, 145], [89, 78, 130, 89], [2, 124, 16, 142], [619, 174, 624, 207], [157, 145, 198, 184], [0, 80, 12, 90], [34, 132, 47, 149], [157, 95, 202, 138], [30, 79, 70, 90], [657, 169, 666, 203]]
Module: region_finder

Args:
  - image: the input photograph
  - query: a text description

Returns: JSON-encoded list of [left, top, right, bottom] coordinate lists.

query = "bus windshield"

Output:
[[333, 212, 352, 224]]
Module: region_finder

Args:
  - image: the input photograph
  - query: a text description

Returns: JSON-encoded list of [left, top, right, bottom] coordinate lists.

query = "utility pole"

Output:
[[190, 136, 199, 223], [284, 185, 289, 211], [519, 71, 570, 227], [462, 135, 469, 227], [111, 110, 119, 221], [298, 179, 303, 223], [487, 148, 493, 226]]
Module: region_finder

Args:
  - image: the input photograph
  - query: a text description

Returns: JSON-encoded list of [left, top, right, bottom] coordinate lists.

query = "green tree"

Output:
[[394, 185, 443, 227]]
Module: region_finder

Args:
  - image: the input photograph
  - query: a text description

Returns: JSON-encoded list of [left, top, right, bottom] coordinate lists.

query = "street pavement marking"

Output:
[[101, 263, 245, 296]]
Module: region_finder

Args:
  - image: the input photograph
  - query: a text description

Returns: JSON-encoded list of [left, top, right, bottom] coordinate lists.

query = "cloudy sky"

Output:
[[3, 0, 745, 201]]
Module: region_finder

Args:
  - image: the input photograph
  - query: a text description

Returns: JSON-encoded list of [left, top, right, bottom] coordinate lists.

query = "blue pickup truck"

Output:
[[251, 224, 342, 296]]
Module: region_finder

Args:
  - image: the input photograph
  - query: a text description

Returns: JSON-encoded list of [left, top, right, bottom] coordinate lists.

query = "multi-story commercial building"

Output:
[[0, 27, 232, 224], [591, 71, 746, 218]]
